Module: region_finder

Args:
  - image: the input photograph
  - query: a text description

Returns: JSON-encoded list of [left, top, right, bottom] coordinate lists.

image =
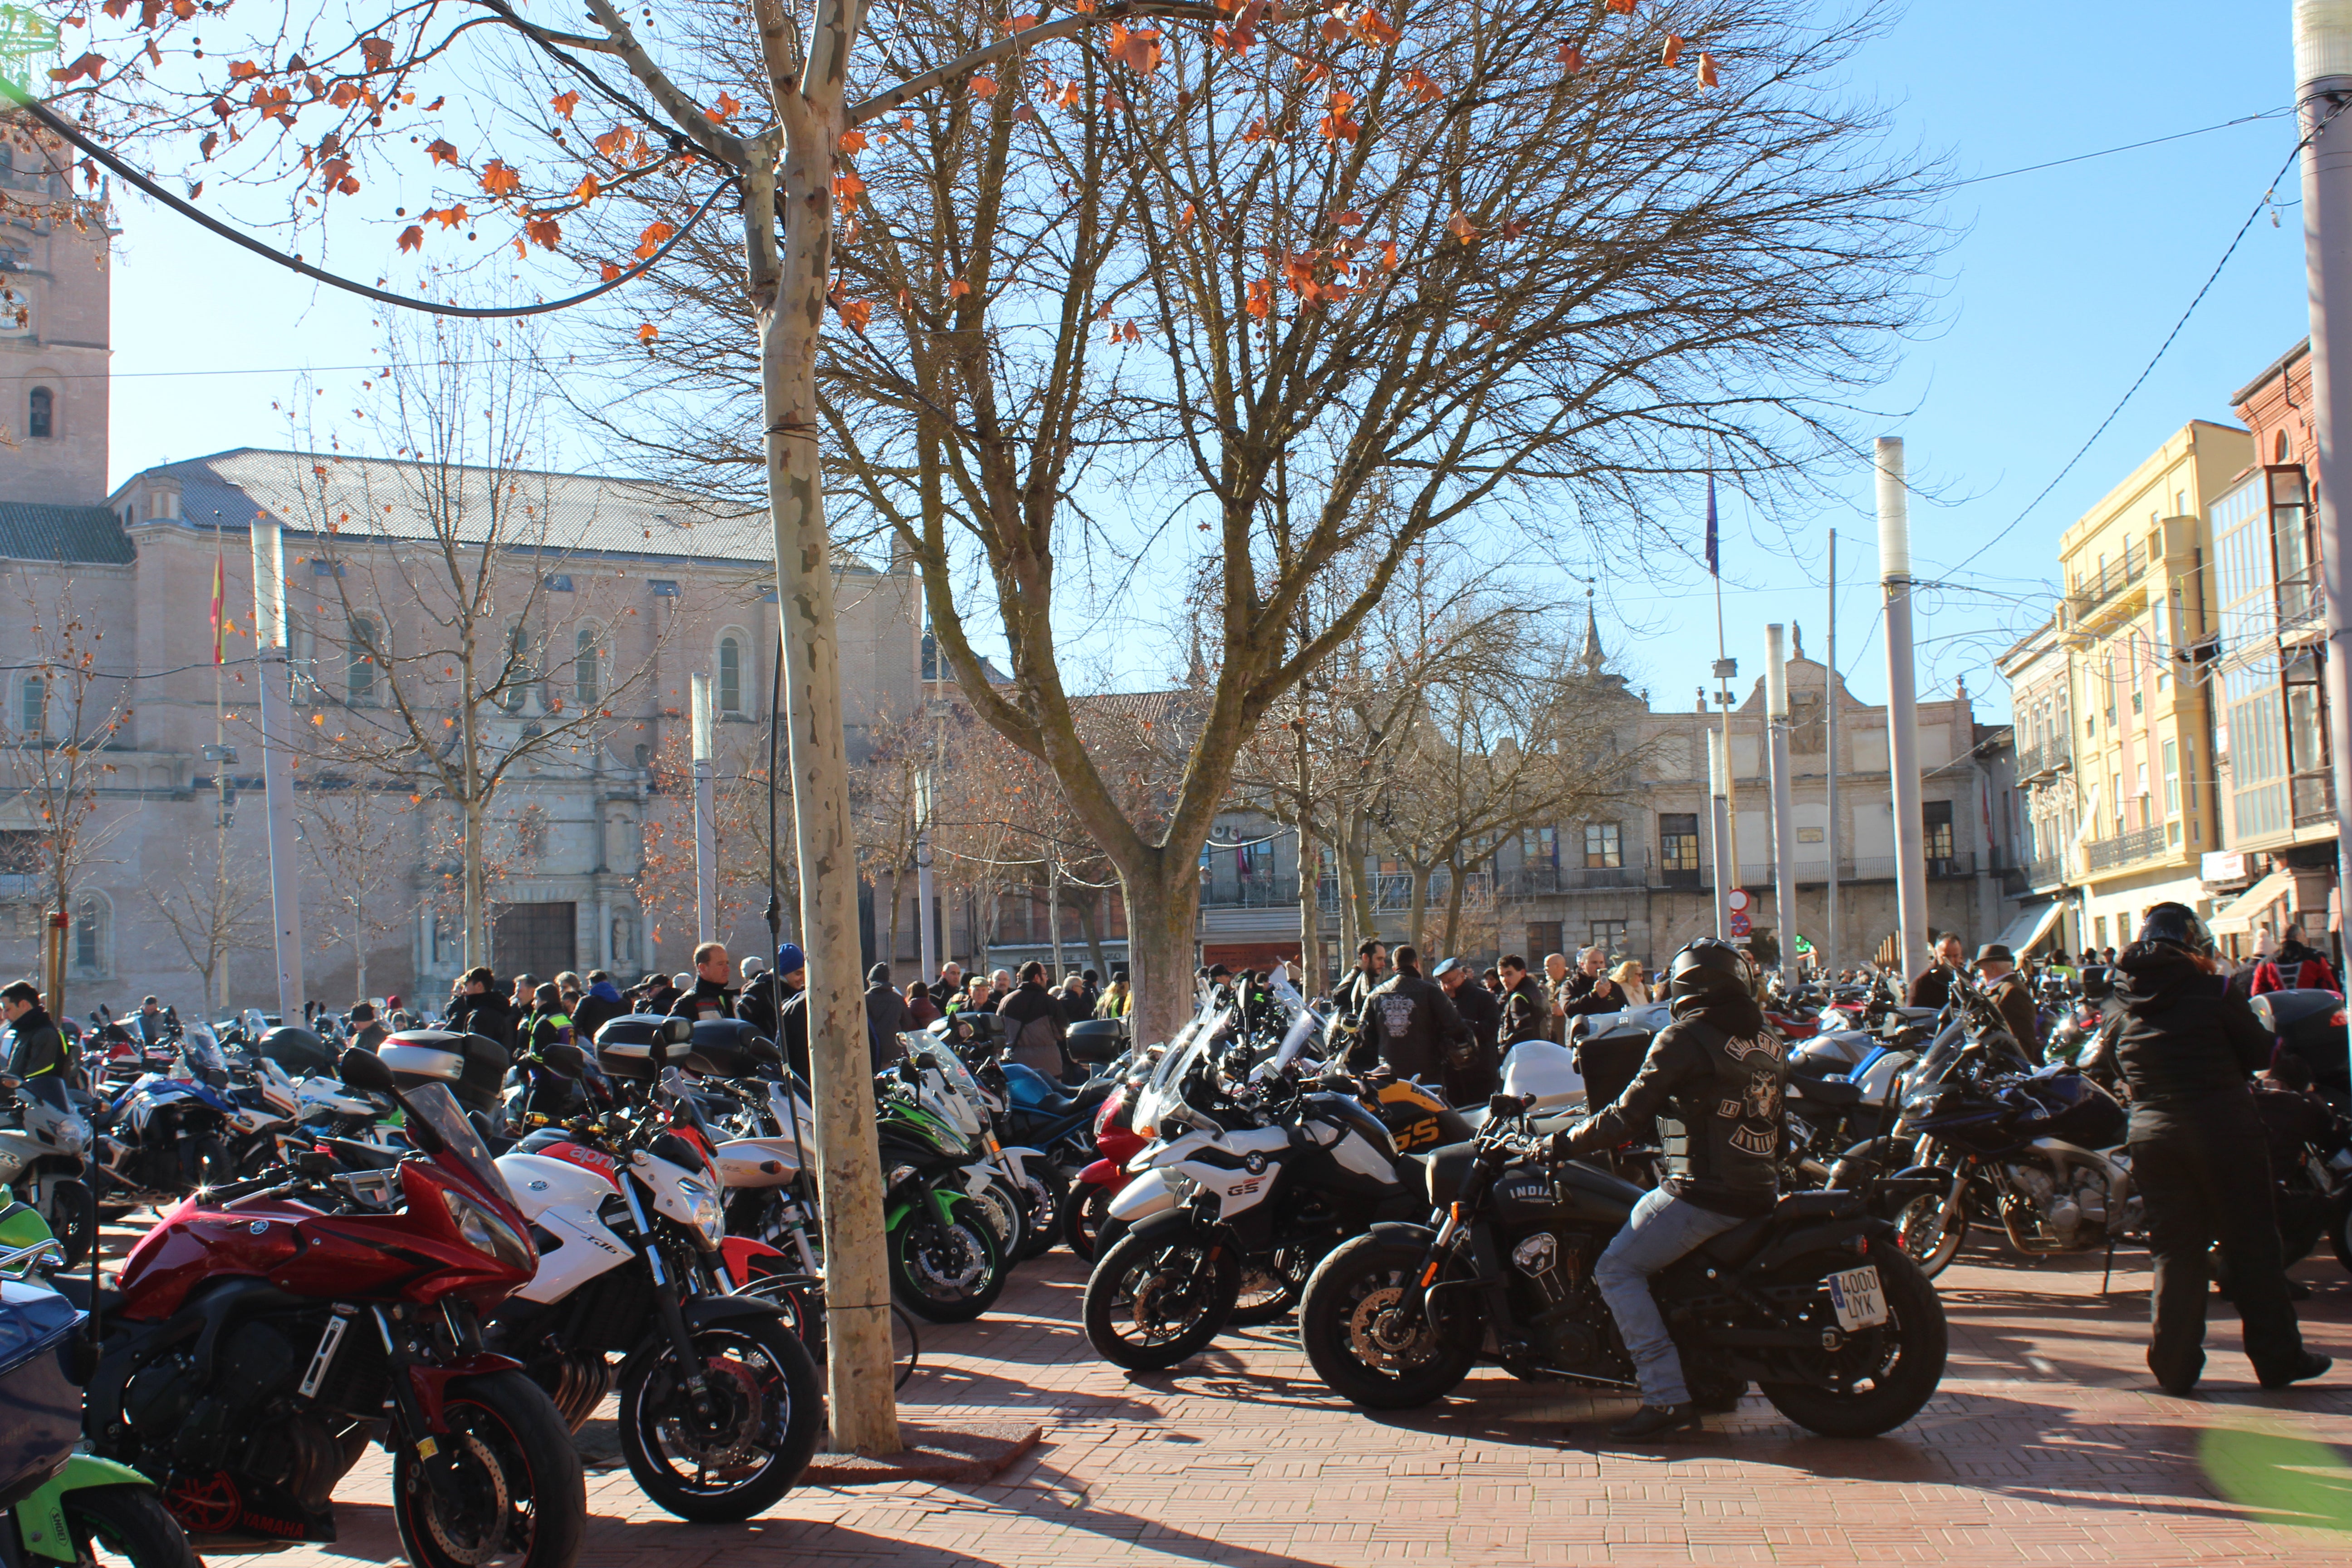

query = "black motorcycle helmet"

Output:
[[2136, 902, 2217, 960], [1666, 936, 1759, 1013]]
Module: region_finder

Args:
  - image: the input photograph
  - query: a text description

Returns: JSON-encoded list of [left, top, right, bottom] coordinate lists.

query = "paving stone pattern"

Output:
[[195, 1240, 2352, 1568]]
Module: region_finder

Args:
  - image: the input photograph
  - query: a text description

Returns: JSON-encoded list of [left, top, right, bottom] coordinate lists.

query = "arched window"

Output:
[[574, 624, 603, 710], [497, 622, 536, 711], [18, 675, 44, 736], [2278, 429, 2293, 463], [717, 633, 744, 714], [27, 386, 52, 439], [347, 612, 381, 706]]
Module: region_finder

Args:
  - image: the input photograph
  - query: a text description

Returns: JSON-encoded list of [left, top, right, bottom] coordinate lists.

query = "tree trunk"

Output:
[[462, 792, 486, 970], [1121, 857, 1200, 1047], [1347, 812, 1377, 953], [1076, 889, 1109, 985], [882, 866, 903, 967], [758, 77, 897, 1452], [1298, 827, 1321, 992], [1406, 862, 1431, 953], [1439, 853, 1469, 958]]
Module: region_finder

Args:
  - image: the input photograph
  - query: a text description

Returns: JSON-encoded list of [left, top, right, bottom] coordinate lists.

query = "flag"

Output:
[[210, 542, 226, 665], [1704, 473, 1720, 577]]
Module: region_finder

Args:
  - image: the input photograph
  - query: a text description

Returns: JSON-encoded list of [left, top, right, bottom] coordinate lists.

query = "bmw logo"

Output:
[[1243, 1152, 1268, 1175]]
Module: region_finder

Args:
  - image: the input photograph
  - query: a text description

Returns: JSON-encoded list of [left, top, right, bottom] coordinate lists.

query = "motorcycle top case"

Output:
[[2017, 1065, 2127, 1149], [687, 1018, 779, 1077], [1066, 1018, 1128, 1066], [0, 1278, 83, 1509], [377, 1029, 510, 1114], [594, 1014, 694, 1082]]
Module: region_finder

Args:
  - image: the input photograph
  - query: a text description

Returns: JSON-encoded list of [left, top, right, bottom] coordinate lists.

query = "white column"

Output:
[[1765, 623, 1801, 985], [250, 519, 305, 1018], [1879, 439, 1930, 981], [691, 672, 718, 945]]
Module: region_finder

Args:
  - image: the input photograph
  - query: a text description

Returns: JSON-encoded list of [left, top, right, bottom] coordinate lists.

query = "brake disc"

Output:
[[657, 1354, 771, 1475], [419, 1429, 510, 1566], [1346, 1285, 1432, 1369]]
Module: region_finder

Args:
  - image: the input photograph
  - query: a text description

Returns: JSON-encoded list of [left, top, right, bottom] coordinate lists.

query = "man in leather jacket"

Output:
[[1973, 944, 2040, 1053], [1498, 954, 1550, 1048], [2114, 903, 2328, 1396], [1356, 946, 1470, 1082], [1, 980, 70, 1088], [1562, 937, 1785, 1440], [1330, 939, 1388, 1024], [1433, 957, 1502, 1103]]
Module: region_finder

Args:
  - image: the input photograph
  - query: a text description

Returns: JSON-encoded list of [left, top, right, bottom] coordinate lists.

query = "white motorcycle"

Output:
[[0, 1073, 93, 1264]]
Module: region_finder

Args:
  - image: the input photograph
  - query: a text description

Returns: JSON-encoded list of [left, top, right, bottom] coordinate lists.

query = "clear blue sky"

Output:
[[104, 2, 2311, 724]]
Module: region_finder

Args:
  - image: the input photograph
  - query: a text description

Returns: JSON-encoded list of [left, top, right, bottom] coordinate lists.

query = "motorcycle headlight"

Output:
[[440, 1188, 537, 1273], [675, 1177, 724, 1248], [887, 1163, 919, 1191], [49, 1122, 83, 1155]]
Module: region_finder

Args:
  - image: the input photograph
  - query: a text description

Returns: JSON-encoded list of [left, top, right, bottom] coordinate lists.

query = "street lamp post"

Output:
[[1879, 439, 1930, 983], [691, 672, 717, 945], [250, 519, 305, 1019], [1765, 623, 1801, 985]]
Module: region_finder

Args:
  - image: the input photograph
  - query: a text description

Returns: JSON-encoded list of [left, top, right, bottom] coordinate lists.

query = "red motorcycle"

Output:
[[1059, 1081, 1147, 1261], [63, 1048, 584, 1568]]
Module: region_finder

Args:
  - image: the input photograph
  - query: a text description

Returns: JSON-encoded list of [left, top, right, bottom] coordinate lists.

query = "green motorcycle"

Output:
[[875, 1094, 1008, 1323], [2, 1219, 199, 1568]]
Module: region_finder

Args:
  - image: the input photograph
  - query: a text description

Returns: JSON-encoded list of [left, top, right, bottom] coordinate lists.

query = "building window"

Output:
[[497, 622, 535, 711], [575, 625, 603, 710], [1519, 826, 1557, 868], [1583, 823, 1621, 869], [1657, 813, 1700, 873], [2162, 739, 2180, 818], [27, 386, 51, 439], [70, 891, 105, 975], [1526, 921, 1563, 961], [17, 675, 43, 736], [1588, 920, 1629, 955], [1922, 800, 1954, 863], [717, 635, 744, 714], [347, 613, 380, 706]]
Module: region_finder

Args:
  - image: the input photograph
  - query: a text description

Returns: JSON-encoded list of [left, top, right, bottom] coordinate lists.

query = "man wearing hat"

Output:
[[1973, 942, 2039, 1054], [1433, 957, 1503, 1104], [772, 944, 811, 1080]]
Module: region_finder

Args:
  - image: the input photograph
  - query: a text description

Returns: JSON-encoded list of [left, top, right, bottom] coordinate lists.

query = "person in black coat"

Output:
[[446, 966, 516, 1053], [1432, 957, 1502, 1104], [2113, 903, 2328, 1396], [1330, 939, 1388, 1022], [863, 962, 910, 1071], [570, 971, 626, 1044], [669, 943, 737, 1024], [1497, 954, 1550, 1048], [1355, 946, 1471, 1082], [997, 961, 1070, 1079]]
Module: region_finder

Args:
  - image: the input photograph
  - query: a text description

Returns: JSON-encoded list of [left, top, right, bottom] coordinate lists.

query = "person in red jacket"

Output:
[[2249, 924, 2341, 996]]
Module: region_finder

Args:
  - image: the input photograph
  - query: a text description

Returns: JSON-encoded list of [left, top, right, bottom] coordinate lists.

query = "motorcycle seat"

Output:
[[1788, 1076, 1864, 1108], [317, 1136, 403, 1170], [1699, 1190, 1863, 1268]]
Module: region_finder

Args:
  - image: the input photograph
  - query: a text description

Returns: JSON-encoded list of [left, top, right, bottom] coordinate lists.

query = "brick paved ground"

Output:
[[175, 1232, 2352, 1568]]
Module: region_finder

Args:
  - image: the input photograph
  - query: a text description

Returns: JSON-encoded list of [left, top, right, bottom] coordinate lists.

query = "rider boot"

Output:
[[1608, 1401, 1699, 1440]]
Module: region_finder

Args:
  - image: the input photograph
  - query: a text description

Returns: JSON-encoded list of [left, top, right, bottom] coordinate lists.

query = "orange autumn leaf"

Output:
[[396, 224, 424, 253], [948, 278, 972, 297], [1244, 277, 1274, 318], [1176, 201, 1198, 231], [1401, 66, 1441, 103], [840, 129, 867, 153], [1059, 79, 1083, 108], [427, 137, 461, 168], [225, 59, 260, 80], [1352, 7, 1401, 45], [633, 220, 675, 259], [837, 296, 873, 331], [834, 169, 867, 199], [1697, 51, 1719, 87], [572, 173, 600, 202], [1106, 23, 1163, 74], [359, 36, 393, 69], [1334, 209, 1365, 226], [600, 261, 623, 281], [1661, 34, 1682, 68], [525, 215, 561, 250], [1381, 238, 1400, 268], [551, 89, 581, 119], [1446, 209, 1478, 243], [970, 74, 998, 97], [1606, 0, 1635, 11], [480, 161, 522, 197], [637, 323, 659, 343], [1003, 12, 1039, 29], [426, 204, 467, 229], [1318, 91, 1361, 143], [1555, 42, 1585, 70], [705, 91, 743, 122]]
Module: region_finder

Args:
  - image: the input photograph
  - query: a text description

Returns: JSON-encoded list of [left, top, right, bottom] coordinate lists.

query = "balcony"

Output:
[[1495, 865, 1642, 896], [2014, 740, 2070, 782], [1314, 872, 1494, 914], [2292, 771, 2337, 830], [2082, 825, 2169, 875], [1200, 877, 1301, 909], [2024, 855, 2066, 891], [2063, 547, 2148, 633]]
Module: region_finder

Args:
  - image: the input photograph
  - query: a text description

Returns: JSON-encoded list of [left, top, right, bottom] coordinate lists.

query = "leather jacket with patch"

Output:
[[1563, 1004, 1786, 1216], [1356, 969, 1471, 1083]]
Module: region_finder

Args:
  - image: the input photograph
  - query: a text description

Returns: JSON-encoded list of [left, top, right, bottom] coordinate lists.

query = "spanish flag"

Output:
[[210, 543, 225, 664]]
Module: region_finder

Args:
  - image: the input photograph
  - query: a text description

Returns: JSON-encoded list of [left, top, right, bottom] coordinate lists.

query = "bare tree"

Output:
[[145, 839, 271, 1012], [1, 572, 135, 1010], [297, 783, 413, 1001], [267, 321, 668, 966]]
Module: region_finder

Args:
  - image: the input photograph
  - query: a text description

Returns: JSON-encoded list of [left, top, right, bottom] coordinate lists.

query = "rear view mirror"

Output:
[[337, 1046, 396, 1094]]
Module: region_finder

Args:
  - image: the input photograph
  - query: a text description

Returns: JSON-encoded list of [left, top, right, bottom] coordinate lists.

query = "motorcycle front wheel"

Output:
[[889, 1204, 1007, 1323], [42, 1177, 93, 1268], [617, 1316, 824, 1522], [1013, 1164, 1070, 1260], [54, 1485, 201, 1568], [1083, 1228, 1239, 1371], [1061, 1181, 1117, 1263], [1298, 1235, 1475, 1409], [1755, 1247, 1947, 1438], [1228, 1245, 1313, 1328], [392, 1369, 585, 1568], [1890, 1172, 1970, 1279]]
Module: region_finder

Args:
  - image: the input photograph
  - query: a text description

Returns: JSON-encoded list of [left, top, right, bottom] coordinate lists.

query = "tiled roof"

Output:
[[129, 448, 880, 572], [0, 501, 136, 564]]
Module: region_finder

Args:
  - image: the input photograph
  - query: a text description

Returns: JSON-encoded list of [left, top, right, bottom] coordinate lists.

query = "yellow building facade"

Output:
[[2055, 420, 2252, 952]]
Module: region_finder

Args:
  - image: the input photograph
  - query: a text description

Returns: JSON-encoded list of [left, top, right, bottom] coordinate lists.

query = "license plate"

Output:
[[1827, 1265, 1887, 1330]]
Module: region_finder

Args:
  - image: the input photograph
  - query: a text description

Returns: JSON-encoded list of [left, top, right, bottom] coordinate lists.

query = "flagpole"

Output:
[[1708, 476, 1742, 935], [213, 518, 229, 1013]]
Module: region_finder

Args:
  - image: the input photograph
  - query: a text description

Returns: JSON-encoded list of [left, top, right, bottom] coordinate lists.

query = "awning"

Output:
[[2210, 868, 2296, 936], [1989, 899, 2064, 958]]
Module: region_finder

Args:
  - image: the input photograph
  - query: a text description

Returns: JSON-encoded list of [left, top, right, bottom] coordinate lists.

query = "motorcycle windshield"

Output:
[[908, 1034, 984, 1102], [405, 1083, 520, 1209]]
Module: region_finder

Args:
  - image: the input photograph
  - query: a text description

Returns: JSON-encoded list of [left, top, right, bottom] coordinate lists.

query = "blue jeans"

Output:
[[1594, 1187, 1744, 1406]]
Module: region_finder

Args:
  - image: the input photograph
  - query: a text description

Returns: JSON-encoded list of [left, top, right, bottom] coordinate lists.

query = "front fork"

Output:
[[617, 1175, 718, 1418]]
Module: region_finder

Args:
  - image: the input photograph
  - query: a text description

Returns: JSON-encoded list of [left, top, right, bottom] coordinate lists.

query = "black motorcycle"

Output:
[[1299, 1094, 1948, 1437]]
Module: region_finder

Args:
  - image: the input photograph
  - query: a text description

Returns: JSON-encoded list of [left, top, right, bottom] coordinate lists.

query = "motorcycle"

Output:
[[1297, 1093, 1949, 1437], [0, 1072, 94, 1266], [63, 1047, 584, 1565], [487, 1021, 823, 1523], [90, 1069, 238, 1210], [1081, 990, 1431, 1371], [2, 1238, 201, 1568]]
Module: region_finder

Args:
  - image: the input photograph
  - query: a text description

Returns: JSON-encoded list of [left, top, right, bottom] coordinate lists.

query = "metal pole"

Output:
[[1825, 530, 1841, 978], [248, 520, 305, 1020], [2296, 0, 2352, 1050], [1048, 854, 1065, 977], [1707, 727, 1732, 939], [1879, 439, 1930, 983], [915, 769, 938, 985], [1766, 625, 1801, 985], [691, 673, 717, 945]]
